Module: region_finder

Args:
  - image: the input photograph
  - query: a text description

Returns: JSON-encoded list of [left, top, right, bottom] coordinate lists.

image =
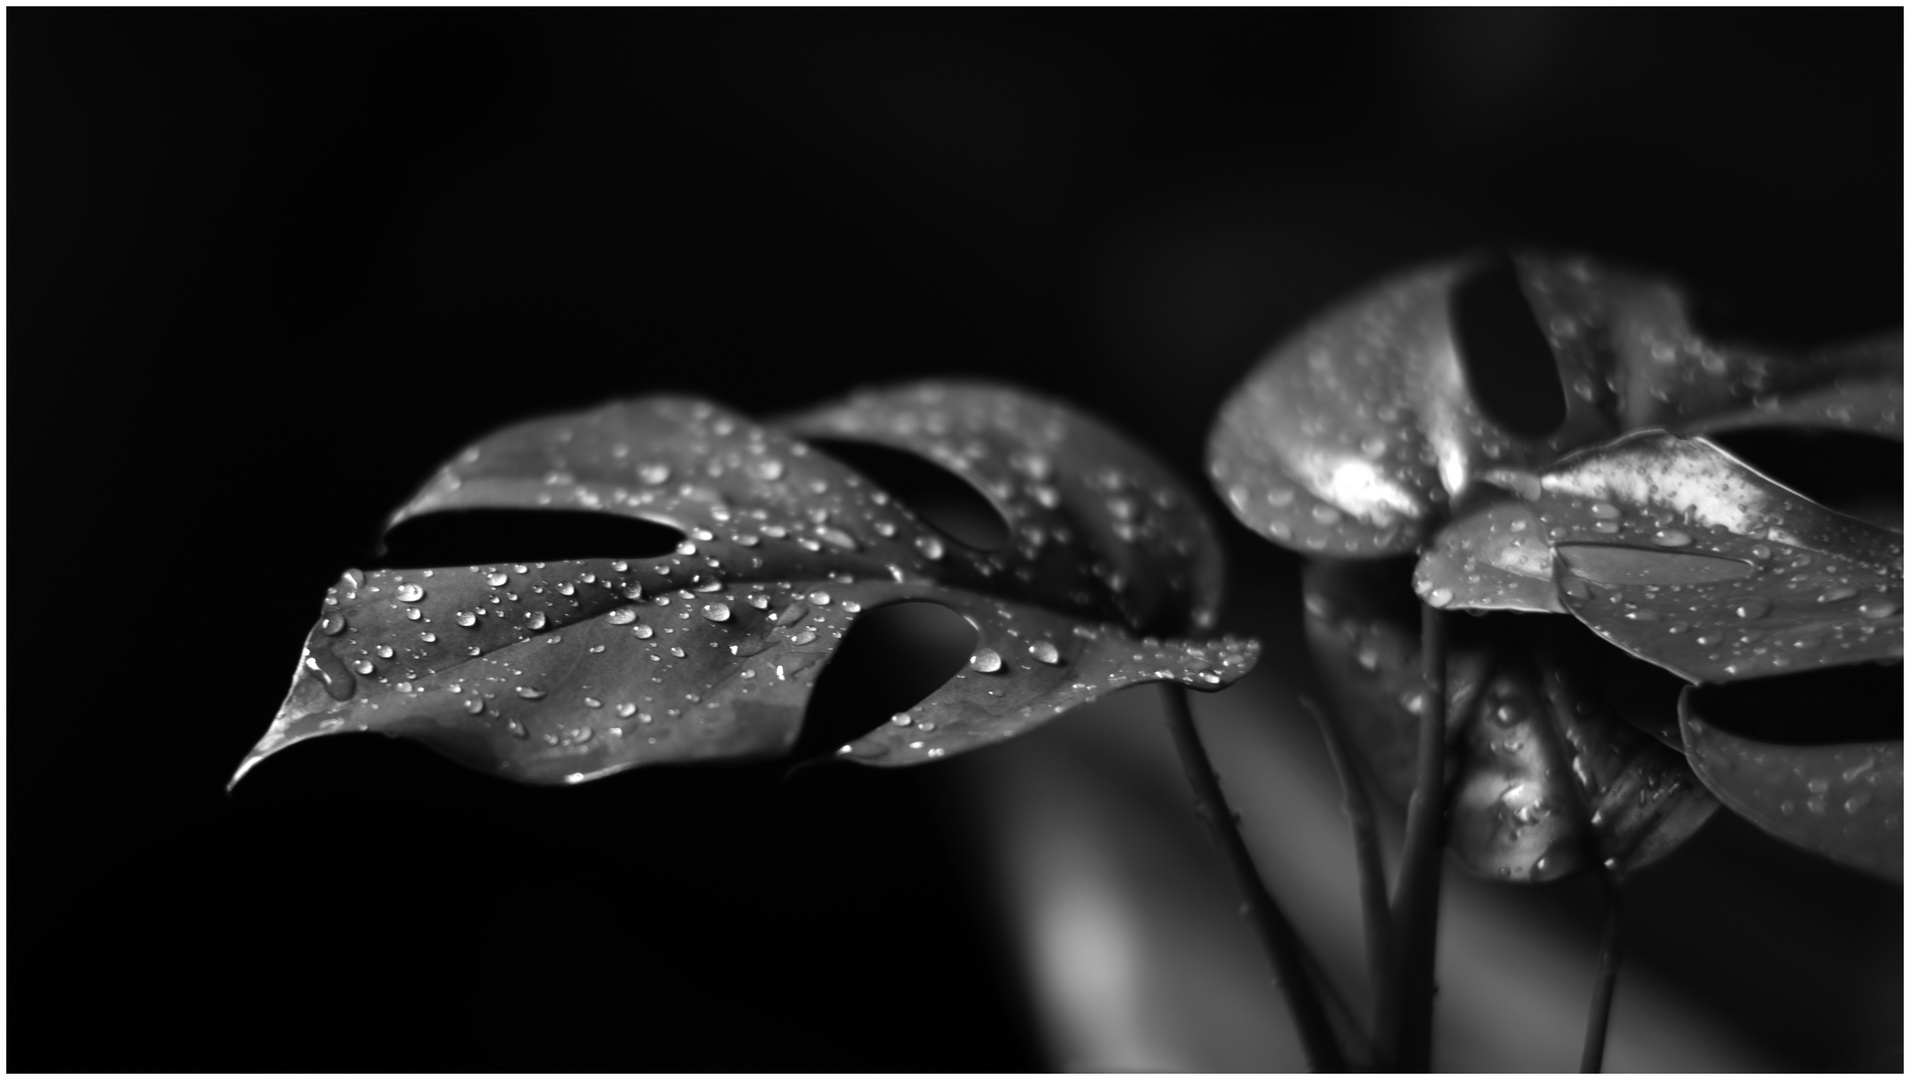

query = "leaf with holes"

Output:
[[235, 383, 1257, 787], [1680, 667, 1902, 881], [1489, 432, 1905, 683], [1206, 252, 1902, 561], [1304, 560, 1717, 883]]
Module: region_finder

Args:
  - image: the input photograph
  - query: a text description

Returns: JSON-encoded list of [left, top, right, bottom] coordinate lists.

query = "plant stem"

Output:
[[1377, 602, 1449, 1071], [1159, 683, 1346, 1072], [1580, 870, 1624, 1073], [1302, 695, 1392, 1010]]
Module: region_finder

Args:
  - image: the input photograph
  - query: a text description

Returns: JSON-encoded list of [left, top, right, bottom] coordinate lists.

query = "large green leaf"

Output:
[[1680, 668, 1902, 882], [236, 384, 1257, 787], [1304, 559, 1716, 883], [1489, 432, 1904, 683], [1207, 253, 1901, 560]]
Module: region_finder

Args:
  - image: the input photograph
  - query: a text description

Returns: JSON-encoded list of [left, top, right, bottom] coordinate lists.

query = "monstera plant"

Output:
[[234, 383, 1363, 1063], [1209, 252, 1903, 1071], [238, 258, 1899, 1073]]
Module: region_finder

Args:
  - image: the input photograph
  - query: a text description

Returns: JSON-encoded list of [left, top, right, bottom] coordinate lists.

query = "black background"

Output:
[[11, 10, 1903, 1072]]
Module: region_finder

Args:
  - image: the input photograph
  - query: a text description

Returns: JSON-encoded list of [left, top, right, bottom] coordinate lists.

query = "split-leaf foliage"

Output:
[[238, 383, 1257, 787], [1210, 252, 1904, 881]]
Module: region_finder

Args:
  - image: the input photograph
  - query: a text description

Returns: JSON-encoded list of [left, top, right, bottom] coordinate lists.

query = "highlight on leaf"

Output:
[[1304, 559, 1716, 883], [1492, 431, 1904, 683], [1680, 666, 1903, 882], [1206, 251, 1902, 560], [236, 384, 1259, 788]]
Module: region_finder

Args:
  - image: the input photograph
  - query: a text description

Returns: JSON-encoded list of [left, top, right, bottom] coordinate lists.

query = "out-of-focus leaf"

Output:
[[1412, 498, 1564, 613], [1554, 256, 1906, 438], [237, 384, 1258, 787], [1208, 256, 1618, 557], [1491, 432, 1905, 683], [1207, 253, 1902, 560], [1303, 560, 1716, 882], [1680, 667, 1903, 882]]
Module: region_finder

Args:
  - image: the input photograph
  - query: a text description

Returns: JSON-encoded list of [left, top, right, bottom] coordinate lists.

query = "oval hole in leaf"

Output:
[[378, 509, 688, 567], [1555, 543, 1758, 586], [807, 439, 1011, 551], [1452, 257, 1567, 438], [789, 601, 978, 760], [1706, 428, 1904, 529], [1685, 664, 1902, 745]]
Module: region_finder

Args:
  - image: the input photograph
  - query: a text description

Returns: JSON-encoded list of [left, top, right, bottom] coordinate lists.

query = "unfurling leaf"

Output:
[[237, 384, 1258, 787], [1304, 560, 1716, 882], [1492, 432, 1904, 683], [1206, 252, 1902, 559], [1680, 667, 1903, 882]]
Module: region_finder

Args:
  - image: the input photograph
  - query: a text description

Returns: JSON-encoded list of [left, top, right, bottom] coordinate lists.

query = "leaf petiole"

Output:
[[1160, 684, 1346, 1071]]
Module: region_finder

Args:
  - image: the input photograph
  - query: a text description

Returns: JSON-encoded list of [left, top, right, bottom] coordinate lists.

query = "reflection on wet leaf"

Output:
[[238, 384, 1257, 787], [1208, 252, 1901, 559], [1304, 560, 1715, 883], [1413, 498, 1564, 613], [1503, 432, 1904, 682], [1681, 668, 1903, 882]]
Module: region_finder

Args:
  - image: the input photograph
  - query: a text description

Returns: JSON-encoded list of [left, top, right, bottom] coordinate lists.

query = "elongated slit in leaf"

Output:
[[380, 509, 689, 566], [1452, 258, 1568, 438], [807, 439, 1012, 551], [790, 601, 978, 760]]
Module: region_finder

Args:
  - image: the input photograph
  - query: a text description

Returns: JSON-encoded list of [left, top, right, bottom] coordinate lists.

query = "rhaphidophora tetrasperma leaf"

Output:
[[236, 383, 1258, 787], [1679, 667, 1902, 881], [1485, 432, 1904, 683], [1303, 560, 1717, 883], [1207, 252, 1901, 560]]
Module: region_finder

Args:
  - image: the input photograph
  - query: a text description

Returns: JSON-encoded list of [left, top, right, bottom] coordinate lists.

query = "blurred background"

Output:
[[12, 9, 1901, 1071]]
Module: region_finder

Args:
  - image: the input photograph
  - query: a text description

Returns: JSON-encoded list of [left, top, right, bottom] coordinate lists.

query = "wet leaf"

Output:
[[1412, 498, 1564, 614], [1304, 560, 1716, 883], [238, 385, 1257, 786], [1208, 256, 1618, 557], [1496, 432, 1904, 683], [1207, 252, 1901, 559], [1680, 668, 1903, 882]]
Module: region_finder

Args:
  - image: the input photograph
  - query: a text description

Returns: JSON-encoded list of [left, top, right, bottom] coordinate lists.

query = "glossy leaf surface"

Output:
[[1304, 560, 1716, 883], [238, 385, 1257, 786], [1499, 432, 1905, 683], [1208, 253, 1902, 559], [1412, 498, 1564, 613], [1680, 668, 1903, 881]]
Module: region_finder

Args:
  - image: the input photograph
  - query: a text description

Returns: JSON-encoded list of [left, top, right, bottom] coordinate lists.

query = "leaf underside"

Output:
[[1681, 673, 1903, 882], [1304, 559, 1717, 884], [1208, 252, 1902, 559], [238, 384, 1257, 787]]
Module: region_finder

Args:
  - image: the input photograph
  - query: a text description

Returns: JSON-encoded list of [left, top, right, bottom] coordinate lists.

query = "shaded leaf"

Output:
[[1680, 668, 1903, 882], [238, 385, 1257, 786], [1493, 432, 1905, 683], [1303, 560, 1716, 883], [1207, 252, 1901, 559], [1412, 498, 1564, 614]]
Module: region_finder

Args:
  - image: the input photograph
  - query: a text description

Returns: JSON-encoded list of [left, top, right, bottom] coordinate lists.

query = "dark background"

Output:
[[11, 10, 1902, 1071]]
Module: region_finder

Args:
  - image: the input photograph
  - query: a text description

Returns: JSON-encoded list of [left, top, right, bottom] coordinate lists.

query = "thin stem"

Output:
[[1302, 695, 1392, 1014], [1159, 684, 1346, 1072], [1580, 870, 1624, 1073], [1377, 602, 1449, 1071]]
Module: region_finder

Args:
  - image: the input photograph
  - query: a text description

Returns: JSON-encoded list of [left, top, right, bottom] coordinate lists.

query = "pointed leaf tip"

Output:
[[248, 383, 1254, 786]]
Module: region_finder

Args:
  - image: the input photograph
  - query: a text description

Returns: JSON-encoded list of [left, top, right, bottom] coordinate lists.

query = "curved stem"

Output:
[[1580, 870, 1624, 1073], [1159, 684, 1346, 1072], [1302, 695, 1393, 1013], [1378, 602, 1449, 1071]]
